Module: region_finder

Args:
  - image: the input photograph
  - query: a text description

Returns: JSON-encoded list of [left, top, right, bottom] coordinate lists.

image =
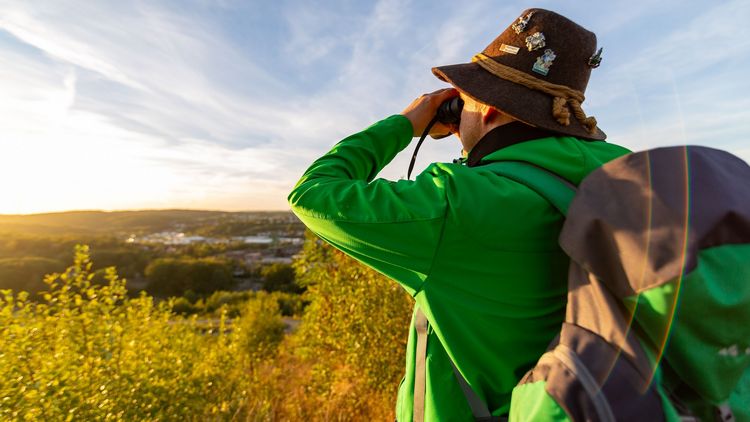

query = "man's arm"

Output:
[[288, 89, 457, 296]]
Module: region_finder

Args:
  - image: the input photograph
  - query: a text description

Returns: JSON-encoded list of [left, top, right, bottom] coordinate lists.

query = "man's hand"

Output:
[[400, 88, 459, 138]]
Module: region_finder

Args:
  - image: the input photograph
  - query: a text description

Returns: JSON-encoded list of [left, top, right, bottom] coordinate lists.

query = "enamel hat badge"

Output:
[[525, 32, 546, 51], [532, 49, 556, 76], [512, 11, 534, 34], [588, 47, 603, 68]]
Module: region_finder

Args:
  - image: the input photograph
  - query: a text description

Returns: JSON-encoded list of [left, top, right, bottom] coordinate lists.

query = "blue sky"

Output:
[[1, 0, 748, 214]]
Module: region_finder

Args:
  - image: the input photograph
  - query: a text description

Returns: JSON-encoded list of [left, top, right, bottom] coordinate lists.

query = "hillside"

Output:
[[0, 209, 298, 236]]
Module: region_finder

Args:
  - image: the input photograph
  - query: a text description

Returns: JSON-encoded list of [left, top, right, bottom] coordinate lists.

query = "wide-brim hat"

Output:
[[432, 8, 606, 140]]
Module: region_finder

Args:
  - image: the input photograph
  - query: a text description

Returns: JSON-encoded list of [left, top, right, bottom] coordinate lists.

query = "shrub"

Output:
[[202, 290, 254, 315], [144, 257, 234, 297], [1, 237, 412, 421], [292, 234, 413, 392], [235, 291, 286, 362], [260, 262, 301, 293], [0, 245, 248, 420], [0, 256, 64, 295], [237, 231, 413, 420], [170, 296, 199, 315], [273, 291, 307, 317]]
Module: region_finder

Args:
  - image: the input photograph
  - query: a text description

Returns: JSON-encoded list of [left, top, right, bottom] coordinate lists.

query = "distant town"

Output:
[[0, 210, 308, 296]]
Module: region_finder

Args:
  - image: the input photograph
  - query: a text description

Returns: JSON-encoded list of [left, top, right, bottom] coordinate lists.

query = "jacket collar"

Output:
[[466, 122, 559, 167]]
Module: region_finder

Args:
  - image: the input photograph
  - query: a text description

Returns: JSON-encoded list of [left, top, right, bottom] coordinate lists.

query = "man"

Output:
[[288, 8, 629, 421]]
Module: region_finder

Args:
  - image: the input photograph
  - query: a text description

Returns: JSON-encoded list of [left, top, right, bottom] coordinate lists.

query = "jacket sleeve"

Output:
[[288, 115, 448, 296]]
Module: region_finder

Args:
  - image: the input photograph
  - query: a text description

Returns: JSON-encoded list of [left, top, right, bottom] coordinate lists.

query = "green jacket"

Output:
[[288, 115, 630, 421]]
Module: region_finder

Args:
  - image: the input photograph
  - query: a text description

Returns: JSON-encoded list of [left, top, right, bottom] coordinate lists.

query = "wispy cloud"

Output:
[[0, 1, 298, 145], [581, 0, 750, 157], [0, 1, 302, 212], [0, 0, 749, 213]]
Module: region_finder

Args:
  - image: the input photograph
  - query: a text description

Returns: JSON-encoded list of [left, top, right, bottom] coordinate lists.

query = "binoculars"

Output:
[[436, 97, 464, 125], [407, 95, 464, 179]]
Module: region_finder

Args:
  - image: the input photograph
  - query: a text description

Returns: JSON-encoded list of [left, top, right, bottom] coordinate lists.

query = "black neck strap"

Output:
[[467, 122, 559, 167]]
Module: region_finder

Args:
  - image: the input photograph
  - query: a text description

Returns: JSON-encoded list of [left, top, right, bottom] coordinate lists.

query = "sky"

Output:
[[1, 0, 749, 214]]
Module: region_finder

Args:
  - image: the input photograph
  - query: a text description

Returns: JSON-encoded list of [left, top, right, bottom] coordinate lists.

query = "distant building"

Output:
[[261, 257, 293, 265]]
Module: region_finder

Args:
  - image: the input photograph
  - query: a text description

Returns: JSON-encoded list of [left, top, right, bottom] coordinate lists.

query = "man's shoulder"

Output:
[[420, 161, 554, 203]]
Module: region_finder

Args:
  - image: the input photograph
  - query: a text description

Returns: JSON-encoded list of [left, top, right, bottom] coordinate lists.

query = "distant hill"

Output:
[[0, 210, 298, 236]]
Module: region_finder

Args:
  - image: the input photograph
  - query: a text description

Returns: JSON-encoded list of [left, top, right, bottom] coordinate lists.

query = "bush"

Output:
[[1, 236, 411, 420], [202, 290, 252, 314], [274, 291, 307, 317], [90, 248, 149, 278], [0, 256, 64, 295], [235, 291, 286, 362], [237, 231, 413, 420], [172, 290, 306, 318], [144, 257, 234, 297], [292, 233, 413, 392], [0, 245, 248, 420], [260, 262, 301, 293], [170, 296, 199, 315]]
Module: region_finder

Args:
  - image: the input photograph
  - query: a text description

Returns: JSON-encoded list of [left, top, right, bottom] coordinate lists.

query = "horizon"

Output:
[[2, 1, 750, 214], [0, 207, 293, 217]]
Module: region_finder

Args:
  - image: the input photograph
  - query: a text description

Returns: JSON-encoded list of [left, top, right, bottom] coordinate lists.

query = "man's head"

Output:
[[433, 8, 606, 141], [456, 94, 514, 153]]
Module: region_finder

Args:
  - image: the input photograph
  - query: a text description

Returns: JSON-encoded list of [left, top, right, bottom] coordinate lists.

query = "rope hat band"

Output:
[[472, 52, 598, 134]]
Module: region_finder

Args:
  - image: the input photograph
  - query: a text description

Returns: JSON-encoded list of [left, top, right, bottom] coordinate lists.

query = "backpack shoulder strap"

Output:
[[414, 308, 506, 422], [487, 161, 577, 216]]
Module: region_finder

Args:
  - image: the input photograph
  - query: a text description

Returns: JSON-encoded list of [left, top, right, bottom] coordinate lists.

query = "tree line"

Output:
[[0, 233, 300, 301]]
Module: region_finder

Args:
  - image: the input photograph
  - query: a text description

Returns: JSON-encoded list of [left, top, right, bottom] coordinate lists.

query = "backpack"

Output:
[[484, 146, 750, 421]]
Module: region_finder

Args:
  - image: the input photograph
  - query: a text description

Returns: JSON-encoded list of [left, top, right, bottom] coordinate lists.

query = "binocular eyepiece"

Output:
[[436, 97, 464, 125]]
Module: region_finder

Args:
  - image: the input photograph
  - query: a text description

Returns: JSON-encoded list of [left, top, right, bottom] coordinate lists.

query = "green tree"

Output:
[[90, 248, 149, 277], [260, 262, 301, 293], [0, 256, 64, 295], [144, 257, 234, 297]]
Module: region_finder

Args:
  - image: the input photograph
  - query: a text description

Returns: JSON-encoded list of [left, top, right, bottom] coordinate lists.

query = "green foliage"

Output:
[[0, 245, 251, 420], [178, 242, 235, 258], [90, 248, 149, 277], [194, 221, 261, 237], [287, 231, 413, 414], [192, 214, 302, 237], [0, 235, 150, 295], [274, 291, 307, 317], [0, 235, 82, 259], [202, 290, 254, 317], [144, 257, 235, 297], [170, 296, 200, 315], [2, 234, 412, 420], [0, 257, 64, 295], [229, 232, 413, 420], [260, 262, 301, 293], [235, 291, 286, 362], [172, 290, 306, 318]]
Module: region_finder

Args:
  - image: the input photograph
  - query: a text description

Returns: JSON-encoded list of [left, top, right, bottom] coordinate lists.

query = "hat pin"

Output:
[[525, 32, 546, 51], [512, 11, 534, 34], [588, 48, 603, 68]]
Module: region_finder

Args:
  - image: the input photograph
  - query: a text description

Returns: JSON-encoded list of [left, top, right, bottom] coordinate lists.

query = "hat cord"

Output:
[[472, 53, 598, 134]]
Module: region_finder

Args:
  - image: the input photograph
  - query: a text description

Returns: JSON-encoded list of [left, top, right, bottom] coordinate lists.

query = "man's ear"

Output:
[[482, 106, 499, 124]]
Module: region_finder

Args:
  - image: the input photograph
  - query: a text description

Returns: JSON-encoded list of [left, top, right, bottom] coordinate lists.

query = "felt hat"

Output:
[[432, 8, 606, 140]]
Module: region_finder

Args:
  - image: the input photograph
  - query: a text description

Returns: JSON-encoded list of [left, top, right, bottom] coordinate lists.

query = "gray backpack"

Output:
[[483, 146, 750, 421]]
